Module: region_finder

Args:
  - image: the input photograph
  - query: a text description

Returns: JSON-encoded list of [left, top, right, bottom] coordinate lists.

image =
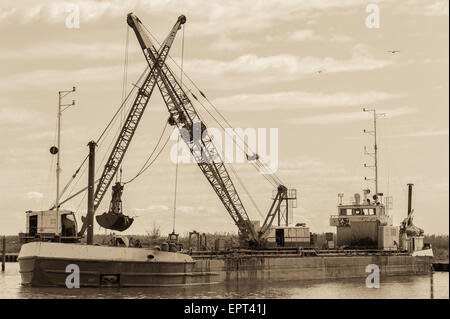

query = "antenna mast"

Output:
[[52, 87, 75, 240], [363, 108, 385, 195]]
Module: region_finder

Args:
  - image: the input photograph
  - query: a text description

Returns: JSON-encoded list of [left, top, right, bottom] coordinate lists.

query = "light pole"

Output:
[[52, 87, 76, 240]]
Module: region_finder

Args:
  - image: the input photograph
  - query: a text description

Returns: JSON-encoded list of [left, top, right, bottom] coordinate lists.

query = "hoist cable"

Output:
[[52, 66, 148, 209], [141, 23, 283, 187], [117, 24, 130, 183], [172, 133, 181, 233], [227, 163, 265, 219], [172, 26, 185, 234], [96, 67, 148, 145], [125, 131, 173, 184], [124, 123, 173, 184], [179, 87, 278, 188]]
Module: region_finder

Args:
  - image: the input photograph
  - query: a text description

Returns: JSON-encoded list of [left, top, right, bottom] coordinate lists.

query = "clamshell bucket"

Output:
[[96, 182, 133, 232], [96, 212, 134, 232]]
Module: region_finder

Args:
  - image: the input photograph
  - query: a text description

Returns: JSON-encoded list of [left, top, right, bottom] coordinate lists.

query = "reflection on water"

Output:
[[1, 263, 448, 299]]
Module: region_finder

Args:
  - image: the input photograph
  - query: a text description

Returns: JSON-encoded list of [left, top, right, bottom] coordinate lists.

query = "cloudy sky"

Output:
[[0, 0, 448, 237]]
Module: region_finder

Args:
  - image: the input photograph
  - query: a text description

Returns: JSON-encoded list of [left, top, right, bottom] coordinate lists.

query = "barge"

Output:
[[18, 181, 433, 287], [19, 242, 215, 287], [18, 242, 432, 287], [17, 13, 434, 288]]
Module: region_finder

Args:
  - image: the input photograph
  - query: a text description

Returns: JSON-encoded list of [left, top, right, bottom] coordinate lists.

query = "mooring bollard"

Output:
[[1, 236, 5, 272]]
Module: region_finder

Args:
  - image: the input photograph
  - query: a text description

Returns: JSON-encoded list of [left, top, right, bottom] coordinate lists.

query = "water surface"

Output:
[[1, 263, 447, 299]]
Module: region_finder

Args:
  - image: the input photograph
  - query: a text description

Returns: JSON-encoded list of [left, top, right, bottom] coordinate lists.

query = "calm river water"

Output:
[[0, 263, 448, 299]]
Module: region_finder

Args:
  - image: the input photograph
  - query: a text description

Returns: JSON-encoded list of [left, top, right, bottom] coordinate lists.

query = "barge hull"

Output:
[[18, 242, 433, 287], [18, 242, 216, 287], [193, 255, 433, 282]]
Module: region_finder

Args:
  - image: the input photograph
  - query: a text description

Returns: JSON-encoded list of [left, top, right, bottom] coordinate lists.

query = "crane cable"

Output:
[[55, 97, 136, 210], [227, 163, 265, 219], [119, 24, 130, 183], [141, 22, 276, 216], [141, 23, 283, 187], [142, 23, 283, 186], [172, 133, 180, 233], [192, 91, 283, 186], [172, 25, 185, 234], [133, 23, 267, 220], [123, 121, 173, 184], [189, 93, 278, 188], [52, 62, 149, 209]]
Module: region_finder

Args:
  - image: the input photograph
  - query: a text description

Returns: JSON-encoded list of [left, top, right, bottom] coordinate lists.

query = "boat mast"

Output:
[[363, 108, 385, 195], [55, 87, 75, 239]]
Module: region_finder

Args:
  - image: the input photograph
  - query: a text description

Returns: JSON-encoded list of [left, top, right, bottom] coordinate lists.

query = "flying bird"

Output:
[[387, 50, 400, 54], [316, 70, 324, 74]]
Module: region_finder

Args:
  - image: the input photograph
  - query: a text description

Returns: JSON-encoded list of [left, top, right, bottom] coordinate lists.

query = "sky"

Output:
[[0, 0, 448, 237]]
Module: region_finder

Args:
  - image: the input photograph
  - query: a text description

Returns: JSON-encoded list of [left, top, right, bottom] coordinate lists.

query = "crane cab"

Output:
[[266, 225, 311, 248], [19, 210, 81, 244]]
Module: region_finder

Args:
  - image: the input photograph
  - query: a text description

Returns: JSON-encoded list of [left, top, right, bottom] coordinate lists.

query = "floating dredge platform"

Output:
[[190, 249, 432, 283], [18, 242, 432, 287], [17, 14, 435, 288], [19, 242, 211, 287]]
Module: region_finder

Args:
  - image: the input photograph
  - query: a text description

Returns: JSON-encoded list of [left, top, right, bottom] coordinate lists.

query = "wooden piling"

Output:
[[1, 236, 5, 272]]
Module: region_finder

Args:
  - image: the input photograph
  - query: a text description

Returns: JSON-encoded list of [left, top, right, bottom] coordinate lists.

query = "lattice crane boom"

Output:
[[128, 13, 291, 247], [127, 13, 260, 244], [77, 15, 185, 237]]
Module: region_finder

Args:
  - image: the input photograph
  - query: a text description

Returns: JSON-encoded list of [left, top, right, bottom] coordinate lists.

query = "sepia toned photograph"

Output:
[[0, 0, 448, 307]]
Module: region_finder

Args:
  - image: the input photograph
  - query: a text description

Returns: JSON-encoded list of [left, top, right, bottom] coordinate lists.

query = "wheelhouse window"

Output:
[[340, 208, 352, 216], [362, 208, 376, 215]]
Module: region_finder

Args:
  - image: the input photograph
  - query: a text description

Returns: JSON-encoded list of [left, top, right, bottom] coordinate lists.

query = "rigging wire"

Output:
[[180, 24, 185, 93], [96, 67, 148, 145], [117, 24, 130, 183], [69, 91, 135, 204], [124, 123, 173, 184], [61, 19, 281, 211], [228, 163, 264, 219], [189, 92, 278, 188], [139, 21, 281, 220], [172, 25, 185, 234], [141, 22, 283, 187], [44, 116, 58, 210], [53, 67, 149, 208], [172, 133, 180, 233]]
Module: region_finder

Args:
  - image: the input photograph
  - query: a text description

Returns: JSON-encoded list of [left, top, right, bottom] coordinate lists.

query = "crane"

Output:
[[127, 13, 290, 247], [77, 14, 186, 237]]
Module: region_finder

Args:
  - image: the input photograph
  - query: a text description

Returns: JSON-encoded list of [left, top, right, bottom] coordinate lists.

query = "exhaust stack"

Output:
[[407, 183, 413, 216]]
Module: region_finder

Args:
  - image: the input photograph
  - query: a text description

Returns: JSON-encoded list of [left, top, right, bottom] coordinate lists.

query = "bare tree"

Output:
[[150, 222, 161, 241]]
